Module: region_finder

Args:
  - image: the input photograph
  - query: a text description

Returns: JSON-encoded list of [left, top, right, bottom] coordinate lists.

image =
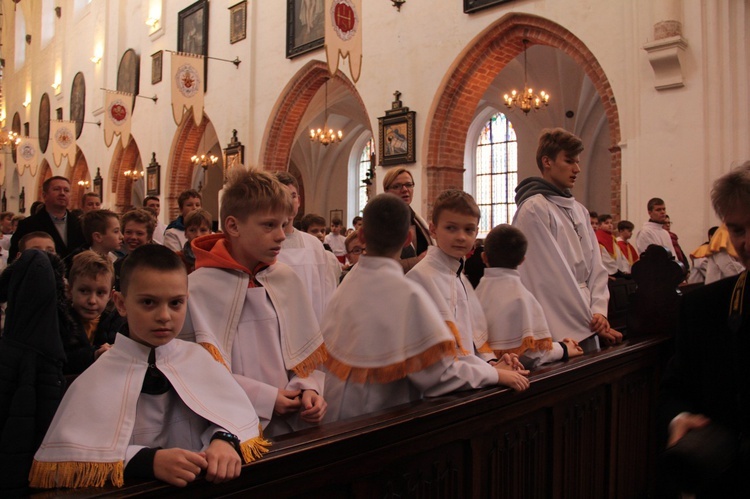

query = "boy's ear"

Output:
[[481, 252, 488, 266], [91, 231, 103, 244], [357, 229, 366, 245], [429, 222, 436, 238], [113, 291, 127, 318], [223, 216, 239, 237]]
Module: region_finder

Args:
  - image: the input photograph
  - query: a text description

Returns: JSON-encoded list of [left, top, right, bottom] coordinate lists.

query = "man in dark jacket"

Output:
[[8, 176, 86, 264]]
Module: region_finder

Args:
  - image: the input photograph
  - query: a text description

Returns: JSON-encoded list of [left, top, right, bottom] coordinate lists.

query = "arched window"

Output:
[[475, 112, 517, 236], [15, 8, 27, 67], [357, 138, 374, 216], [41, 0, 55, 47]]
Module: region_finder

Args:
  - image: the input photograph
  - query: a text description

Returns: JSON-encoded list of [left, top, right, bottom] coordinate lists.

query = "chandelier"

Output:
[[310, 78, 343, 146], [191, 153, 218, 170], [503, 39, 550, 114], [0, 130, 20, 149], [123, 169, 144, 180]]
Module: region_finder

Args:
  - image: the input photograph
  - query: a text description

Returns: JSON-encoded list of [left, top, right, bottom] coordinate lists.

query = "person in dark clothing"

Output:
[[0, 250, 68, 496]]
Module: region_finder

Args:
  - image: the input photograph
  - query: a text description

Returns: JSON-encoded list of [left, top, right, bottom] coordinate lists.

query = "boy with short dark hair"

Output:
[[301, 213, 328, 244], [143, 196, 167, 245], [322, 194, 528, 423], [324, 218, 347, 263], [595, 213, 630, 276], [406, 190, 530, 386], [177, 208, 212, 273], [513, 128, 621, 349], [616, 220, 639, 267], [75, 209, 122, 261], [181, 169, 327, 437], [30, 245, 269, 489], [81, 192, 102, 213], [164, 190, 202, 251], [17, 231, 56, 256], [476, 224, 583, 369]]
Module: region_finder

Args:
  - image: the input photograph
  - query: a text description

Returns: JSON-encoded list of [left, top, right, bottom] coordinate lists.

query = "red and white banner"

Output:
[[50, 121, 77, 168], [325, 0, 362, 83], [104, 90, 134, 148], [16, 137, 39, 176], [171, 52, 204, 127]]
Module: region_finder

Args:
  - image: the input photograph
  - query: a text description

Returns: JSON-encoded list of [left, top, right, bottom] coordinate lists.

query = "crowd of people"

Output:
[[0, 128, 747, 495]]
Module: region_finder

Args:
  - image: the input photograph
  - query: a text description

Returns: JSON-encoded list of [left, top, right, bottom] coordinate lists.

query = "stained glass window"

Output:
[[357, 138, 374, 216], [475, 112, 517, 236]]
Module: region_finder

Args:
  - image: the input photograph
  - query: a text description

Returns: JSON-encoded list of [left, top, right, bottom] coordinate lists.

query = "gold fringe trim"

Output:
[[706, 225, 739, 258], [240, 425, 272, 464], [29, 459, 124, 489], [446, 321, 469, 356], [476, 342, 494, 354], [291, 343, 329, 378], [493, 337, 553, 358], [325, 340, 457, 384], [199, 342, 229, 370]]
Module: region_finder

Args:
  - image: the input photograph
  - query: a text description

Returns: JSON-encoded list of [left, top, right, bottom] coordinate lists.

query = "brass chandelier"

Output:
[[503, 39, 550, 114], [310, 78, 343, 146]]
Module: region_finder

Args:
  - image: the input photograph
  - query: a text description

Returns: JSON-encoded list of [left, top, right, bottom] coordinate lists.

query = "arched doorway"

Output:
[[166, 113, 222, 222], [426, 13, 621, 218], [261, 60, 372, 223], [68, 147, 91, 210], [108, 138, 143, 213], [36, 159, 52, 203]]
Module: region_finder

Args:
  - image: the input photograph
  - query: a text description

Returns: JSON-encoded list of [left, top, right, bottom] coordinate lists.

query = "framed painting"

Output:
[[147, 160, 160, 196], [286, 0, 324, 59], [378, 111, 416, 166], [229, 1, 247, 44], [463, 0, 513, 14], [178, 0, 209, 89], [93, 168, 103, 202], [151, 50, 163, 84], [329, 209, 343, 226], [223, 129, 245, 182]]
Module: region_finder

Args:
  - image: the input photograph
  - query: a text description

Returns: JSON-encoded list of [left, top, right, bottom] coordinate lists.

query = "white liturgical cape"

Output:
[[635, 221, 676, 256], [322, 256, 499, 422], [513, 193, 609, 343]]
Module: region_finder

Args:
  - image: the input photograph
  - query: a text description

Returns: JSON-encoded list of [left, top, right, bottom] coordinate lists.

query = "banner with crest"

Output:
[[104, 90, 134, 148], [50, 121, 77, 168], [171, 52, 204, 127], [325, 0, 362, 83], [16, 137, 39, 176]]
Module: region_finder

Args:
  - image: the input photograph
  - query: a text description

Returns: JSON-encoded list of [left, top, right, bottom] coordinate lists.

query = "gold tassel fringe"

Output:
[[493, 337, 553, 358], [199, 342, 230, 370], [325, 340, 457, 384], [446, 321, 469, 356], [240, 424, 272, 464], [291, 343, 329, 378], [476, 341, 494, 354], [29, 459, 124, 489]]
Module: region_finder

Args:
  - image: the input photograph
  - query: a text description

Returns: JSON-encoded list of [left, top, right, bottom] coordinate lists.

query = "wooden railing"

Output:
[[31, 334, 672, 499]]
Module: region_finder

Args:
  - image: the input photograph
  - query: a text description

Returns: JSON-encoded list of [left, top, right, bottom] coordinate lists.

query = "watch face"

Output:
[[70, 72, 86, 139], [39, 92, 51, 153]]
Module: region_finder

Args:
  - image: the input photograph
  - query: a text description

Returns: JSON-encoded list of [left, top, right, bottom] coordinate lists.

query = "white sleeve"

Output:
[[232, 374, 279, 425], [408, 355, 499, 397], [163, 229, 182, 252]]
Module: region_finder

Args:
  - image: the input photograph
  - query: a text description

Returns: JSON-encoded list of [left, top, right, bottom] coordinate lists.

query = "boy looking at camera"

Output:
[[31, 245, 268, 489]]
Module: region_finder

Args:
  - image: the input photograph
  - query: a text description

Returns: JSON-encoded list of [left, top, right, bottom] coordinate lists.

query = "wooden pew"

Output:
[[30, 335, 672, 499]]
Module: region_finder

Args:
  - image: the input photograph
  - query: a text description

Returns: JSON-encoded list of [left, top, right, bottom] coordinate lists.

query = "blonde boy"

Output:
[[181, 169, 327, 437], [31, 245, 268, 489], [406, 190, 530, 388], [120, 209, 156, 254], [322, 194, 528, 423]]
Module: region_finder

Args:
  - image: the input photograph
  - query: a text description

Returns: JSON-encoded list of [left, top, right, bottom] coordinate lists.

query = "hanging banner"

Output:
[[50, 121, 77, 168], [104, 90, 134, 148], [325, 0, 362, 83], [16, 137, 39, 176], [171, 52, 204, 127]]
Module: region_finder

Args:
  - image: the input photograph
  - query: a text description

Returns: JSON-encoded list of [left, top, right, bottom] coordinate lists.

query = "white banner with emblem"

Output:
[[104, 90, 134, 148], [171, 52, 204, 127], [325, 0, 362, 83], [16, 138, 39, 176], [50, 121, 76, 168]]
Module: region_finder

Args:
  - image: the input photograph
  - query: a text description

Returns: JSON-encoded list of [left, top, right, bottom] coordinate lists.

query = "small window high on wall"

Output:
[[357, 138, 373, 216], [475, 112, 517, 237]]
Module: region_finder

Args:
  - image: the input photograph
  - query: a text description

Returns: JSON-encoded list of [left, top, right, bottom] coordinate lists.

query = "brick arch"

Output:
[[108, 139, 142, 213], [261, 60, 370, 172], [167, 114, 210, 221], [68, 148, 91, 210], [426, 13, 622, 218]]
